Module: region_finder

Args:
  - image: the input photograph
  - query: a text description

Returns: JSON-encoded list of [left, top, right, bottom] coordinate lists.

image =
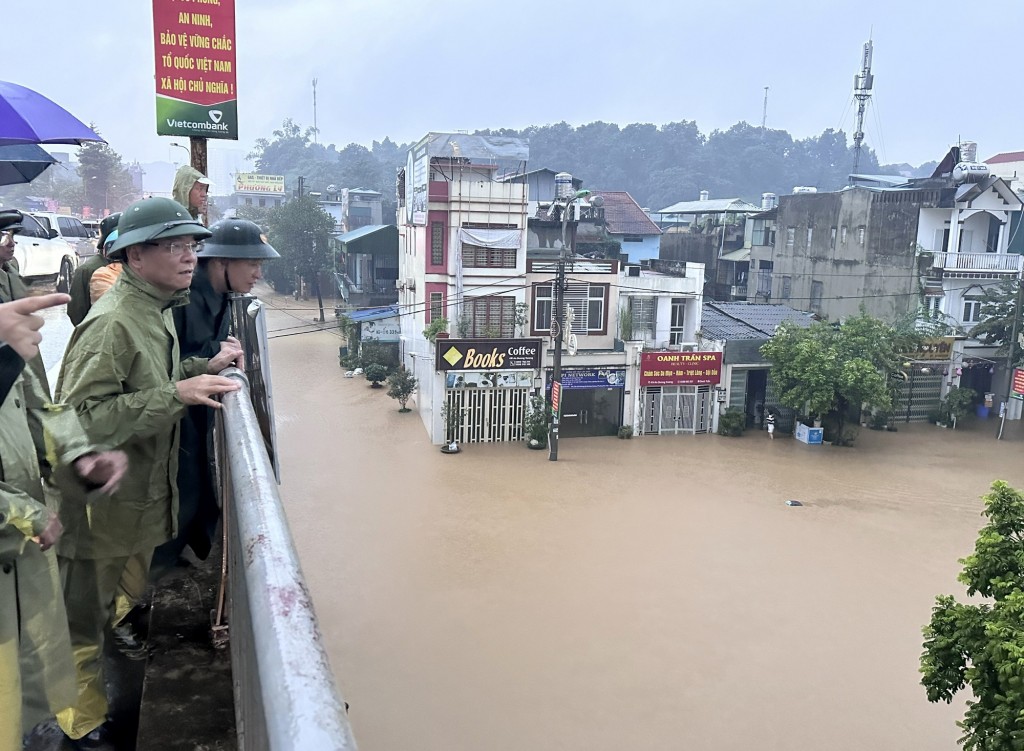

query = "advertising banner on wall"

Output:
[[153, 0, 238, 139], [640, 351, 723, 387], [1013, 368, 1024, 396], [234, 173, 284, 194], [361, 318, 401, 342], [435, 339, 542, 372], [547, 368, 626, 389]]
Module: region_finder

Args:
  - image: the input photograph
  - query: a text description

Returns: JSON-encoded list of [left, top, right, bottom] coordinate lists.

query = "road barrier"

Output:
[[218, 367, 357, 750]]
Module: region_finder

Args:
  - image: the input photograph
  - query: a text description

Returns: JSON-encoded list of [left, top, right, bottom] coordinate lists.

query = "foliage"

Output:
[[942, 386, 977, 428], [386, 367, 417, 411], [617, 425, 634, 439], [77, 130, 137, 213], [360, 341, 399, 369], [617, 306, 635, 341], [921, 481, 1024, 749], [717, 408, 747, 437], [456, 313, 471, 338], [869, 412, 888, 430], [970, 277, 1023, 366], [514, 302, 529, 337], [264, 195, 334, 316], [523, 395, 550, 447], [363, 363, 388, 387], [441, 401, 463, 443], [423, 317, 449, 342], [761, 313, 918, 442]]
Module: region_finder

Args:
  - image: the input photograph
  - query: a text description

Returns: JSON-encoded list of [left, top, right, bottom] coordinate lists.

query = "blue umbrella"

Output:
[[0, 80, 104, 146], [0, 143, 57, 186]]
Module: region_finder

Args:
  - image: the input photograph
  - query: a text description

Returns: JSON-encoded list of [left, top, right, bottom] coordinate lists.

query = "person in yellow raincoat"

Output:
[[53, 197, 241, 747], [0, 210, 127, 751]]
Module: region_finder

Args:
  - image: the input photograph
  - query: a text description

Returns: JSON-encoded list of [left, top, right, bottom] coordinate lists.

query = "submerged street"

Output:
[[265, 295, 1023, 751]]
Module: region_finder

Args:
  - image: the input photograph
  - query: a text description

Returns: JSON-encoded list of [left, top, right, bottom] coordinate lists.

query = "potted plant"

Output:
[[617, 425, 634, 439], [941, 386, 977, 429], [717, 408, 746, 437], [522, 395, 550, 449], [364, 362, 388, 388], [440, 401, 463, 453], [386, 366, 417, 412], [423, 317, 449, 343]]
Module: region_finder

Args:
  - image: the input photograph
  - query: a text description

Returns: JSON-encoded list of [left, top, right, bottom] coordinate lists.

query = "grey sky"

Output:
[[9, 0, 1023, 172]]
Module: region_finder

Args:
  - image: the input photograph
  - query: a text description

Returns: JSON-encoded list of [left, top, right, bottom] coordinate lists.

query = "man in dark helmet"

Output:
[[66, 212, 121, 326], [153, 218, 279, 568], [53, 197, 242, 748]]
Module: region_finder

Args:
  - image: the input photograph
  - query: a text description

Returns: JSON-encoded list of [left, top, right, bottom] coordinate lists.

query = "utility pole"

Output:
[[312, 78, 318, 146], [997, 269, 1024, 440], [761, 86, 769, 132], [851, 38, 874, 175], [549, 236, 567, 461]]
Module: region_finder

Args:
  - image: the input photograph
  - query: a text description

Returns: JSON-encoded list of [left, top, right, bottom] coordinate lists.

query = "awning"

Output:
[[336, 225, 399, 256], [344, 305, 399, 322], [719, 248, 750, 262], [458, 227, 521, 249]]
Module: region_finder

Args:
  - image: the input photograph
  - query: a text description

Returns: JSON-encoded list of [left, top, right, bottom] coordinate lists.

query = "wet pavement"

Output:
[[263, 291, 1024, 751]]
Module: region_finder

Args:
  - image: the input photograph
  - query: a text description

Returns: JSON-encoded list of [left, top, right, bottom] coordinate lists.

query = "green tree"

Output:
[[264, 196, 334, 320], [364, 363, 388, 388], [386, 366, 417, 411], [921, 480, 1024, 749], [760, 313, 916, 444], [77, 129, 135, 214], [970, 277, 1023, 366]]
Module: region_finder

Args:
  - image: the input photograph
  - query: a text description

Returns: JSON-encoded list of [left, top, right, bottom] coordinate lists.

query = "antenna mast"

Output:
[[761, 86, 769, 131], [851, 39, 874, 174], [312, 78, 319, 146]]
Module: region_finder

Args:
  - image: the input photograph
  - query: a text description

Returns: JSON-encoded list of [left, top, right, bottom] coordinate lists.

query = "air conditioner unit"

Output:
[[626, 265, 641, 277], [405, 277, 417, 290], [395, 279, 406, 290]]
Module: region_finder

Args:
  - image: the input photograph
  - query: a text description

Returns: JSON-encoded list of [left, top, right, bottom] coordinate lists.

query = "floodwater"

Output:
[[263, 295, 1024, 751]]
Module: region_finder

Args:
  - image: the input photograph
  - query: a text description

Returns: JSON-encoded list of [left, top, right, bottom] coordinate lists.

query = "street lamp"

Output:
[[548, 188, 603, 462], [170, 142, 191, 161]]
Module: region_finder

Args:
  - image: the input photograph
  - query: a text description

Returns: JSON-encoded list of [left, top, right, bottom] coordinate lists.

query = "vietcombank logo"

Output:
[[156, 97, 237, 139], [164, 117, 230, 132]]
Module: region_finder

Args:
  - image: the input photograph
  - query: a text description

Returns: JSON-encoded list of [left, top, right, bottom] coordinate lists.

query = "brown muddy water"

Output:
[[266, 299, 1024, 751]]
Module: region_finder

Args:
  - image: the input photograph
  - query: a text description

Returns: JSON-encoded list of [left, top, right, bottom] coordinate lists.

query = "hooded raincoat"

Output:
[[0, 360, 95, 746], [172, 165, 207, 220], [55, 266, 207, 559]]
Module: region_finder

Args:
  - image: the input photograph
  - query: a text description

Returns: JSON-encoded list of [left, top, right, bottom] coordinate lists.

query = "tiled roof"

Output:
[[590, 191, 661, 236], [701, 302, 815, 340], [984, 151, 1024, 165]]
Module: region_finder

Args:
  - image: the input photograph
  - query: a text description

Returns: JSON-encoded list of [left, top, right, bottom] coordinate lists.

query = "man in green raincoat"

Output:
[[172, 164, 210, 222], [54, 197, 241, 748], [0, 211, 128, 749]]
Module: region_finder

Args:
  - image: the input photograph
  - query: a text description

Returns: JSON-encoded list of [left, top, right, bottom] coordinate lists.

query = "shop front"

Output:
[[639, 351, 722, 435], [546, 367, 626, 437]]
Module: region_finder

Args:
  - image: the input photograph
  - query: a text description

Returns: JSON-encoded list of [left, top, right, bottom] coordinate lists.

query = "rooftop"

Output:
[[701, 302, 815, 341], [984, 151, 1024, 165], [655, 198, 761, 215], [590, 191, 661, 236]]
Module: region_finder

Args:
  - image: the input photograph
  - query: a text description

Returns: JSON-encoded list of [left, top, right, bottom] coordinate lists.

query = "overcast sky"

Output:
[[9, 0, 1023, 171]]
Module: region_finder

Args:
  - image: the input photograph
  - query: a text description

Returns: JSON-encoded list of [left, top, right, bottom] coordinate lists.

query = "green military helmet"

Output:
[[96, 212, 121, 252], [107, 197, 211, 260], [196, 219, 280, 260], [0, 208, 24, 233]]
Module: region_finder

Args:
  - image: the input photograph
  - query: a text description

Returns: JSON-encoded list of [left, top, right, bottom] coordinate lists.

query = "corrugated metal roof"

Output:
[[701, 302, 815, 341], [655, 198, 760, 215], [590, 191, 661, 235], [719, 248, 750, 262], [984, 151, 1024, 165], [336, 224, 391, 243], [345, 305, 399, 322]]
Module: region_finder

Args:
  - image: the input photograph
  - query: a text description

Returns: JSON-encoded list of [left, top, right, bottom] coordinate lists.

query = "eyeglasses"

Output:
[[144, 239, 202, 256]]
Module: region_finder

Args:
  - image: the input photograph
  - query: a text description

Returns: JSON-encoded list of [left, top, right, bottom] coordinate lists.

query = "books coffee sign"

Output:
[[153, 0, 238, 139]]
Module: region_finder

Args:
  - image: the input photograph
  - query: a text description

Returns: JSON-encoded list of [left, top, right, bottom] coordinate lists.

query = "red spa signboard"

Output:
[[153, 0, 238, 139], [640, 351, 723, 387]]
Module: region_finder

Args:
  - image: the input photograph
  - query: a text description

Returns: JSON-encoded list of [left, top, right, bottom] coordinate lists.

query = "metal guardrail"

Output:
[[933, 251, 1024, 273], [218, 367, 357, 751]]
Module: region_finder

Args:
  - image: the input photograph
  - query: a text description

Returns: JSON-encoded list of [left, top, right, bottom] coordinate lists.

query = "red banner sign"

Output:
[[1013, 368, 1024, 396], [153, 0, 238, 139], [640, 351, 723, 387]]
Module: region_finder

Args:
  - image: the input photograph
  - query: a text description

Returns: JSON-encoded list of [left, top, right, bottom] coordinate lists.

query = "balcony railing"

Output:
[[933, 252, 1024, 273]]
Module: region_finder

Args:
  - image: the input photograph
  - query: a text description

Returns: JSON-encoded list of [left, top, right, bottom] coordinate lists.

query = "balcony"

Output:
[[933, 252, 1024, 274]]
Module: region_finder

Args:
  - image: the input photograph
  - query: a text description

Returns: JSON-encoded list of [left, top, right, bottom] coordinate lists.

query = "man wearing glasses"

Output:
[[53, 197, 243, 749]]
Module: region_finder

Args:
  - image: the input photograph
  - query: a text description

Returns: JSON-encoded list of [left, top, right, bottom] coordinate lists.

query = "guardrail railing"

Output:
[[218, 367, 357, 750]]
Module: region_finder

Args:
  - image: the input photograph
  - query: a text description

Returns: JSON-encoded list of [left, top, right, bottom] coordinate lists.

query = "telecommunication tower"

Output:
[[851, 39, 874, 174]]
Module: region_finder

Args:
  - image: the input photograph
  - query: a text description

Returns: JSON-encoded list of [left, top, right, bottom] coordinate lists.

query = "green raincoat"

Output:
[[1, 363, 95, 745], [172, 165, 207, 220], [54, 266, 208, 559]]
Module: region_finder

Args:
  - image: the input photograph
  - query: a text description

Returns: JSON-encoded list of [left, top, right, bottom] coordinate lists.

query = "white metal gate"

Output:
[[643, 386, 711, 435], [445, 387, 529, 443]]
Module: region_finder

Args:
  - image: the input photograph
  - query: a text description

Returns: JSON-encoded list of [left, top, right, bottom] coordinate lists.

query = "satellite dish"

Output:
[[327, 184, 337, 193]]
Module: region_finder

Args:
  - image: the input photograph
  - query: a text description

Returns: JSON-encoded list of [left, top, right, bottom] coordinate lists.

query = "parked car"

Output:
[[27, 212, 98, 291], [13, 213, 94, 291]]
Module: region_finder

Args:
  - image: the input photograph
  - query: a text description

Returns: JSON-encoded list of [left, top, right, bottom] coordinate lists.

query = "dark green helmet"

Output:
[[107, 197, 211, 260], [196, 219, 280, 260], [0, 209, 24, 234], [96, 212, 121, 251]]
